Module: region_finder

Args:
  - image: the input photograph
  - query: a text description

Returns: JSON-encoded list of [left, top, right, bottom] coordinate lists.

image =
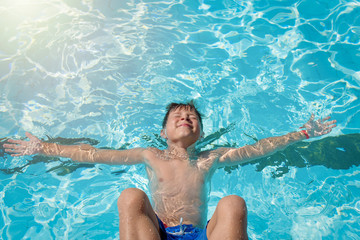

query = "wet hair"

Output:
[[162, 102, 203, 129]]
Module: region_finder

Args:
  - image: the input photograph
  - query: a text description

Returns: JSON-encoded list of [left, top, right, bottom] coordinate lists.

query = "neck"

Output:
[[165, 142, 197, 159]]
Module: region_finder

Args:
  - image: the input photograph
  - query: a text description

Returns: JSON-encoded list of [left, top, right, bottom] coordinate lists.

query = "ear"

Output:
[[160, 129, 167, 139]]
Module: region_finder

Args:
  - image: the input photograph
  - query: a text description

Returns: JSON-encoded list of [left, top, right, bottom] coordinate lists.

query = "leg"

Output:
[[117, 188, 162, 240], [206, 195, 248, 240]]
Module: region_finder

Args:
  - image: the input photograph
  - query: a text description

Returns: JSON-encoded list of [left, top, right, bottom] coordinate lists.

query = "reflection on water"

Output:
[[1, 0, 360, 239]]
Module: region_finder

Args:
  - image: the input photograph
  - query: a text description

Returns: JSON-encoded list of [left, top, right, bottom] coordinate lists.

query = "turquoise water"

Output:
[[0, 0, 360, 239]]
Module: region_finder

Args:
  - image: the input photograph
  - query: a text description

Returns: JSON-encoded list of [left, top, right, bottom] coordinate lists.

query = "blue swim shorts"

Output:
[[157, 216, 208, 240]]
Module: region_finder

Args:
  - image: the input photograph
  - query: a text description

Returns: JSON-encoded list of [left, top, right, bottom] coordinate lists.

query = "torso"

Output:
[[144, 148, 219, 227]]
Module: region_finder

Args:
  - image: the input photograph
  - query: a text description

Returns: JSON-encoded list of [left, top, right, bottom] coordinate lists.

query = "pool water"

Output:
[[1, 0, 360, 239]]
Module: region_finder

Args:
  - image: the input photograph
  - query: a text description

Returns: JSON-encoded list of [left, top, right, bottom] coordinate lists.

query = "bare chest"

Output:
[[144, 149, 217, 196], [154, 159, 205, 186]]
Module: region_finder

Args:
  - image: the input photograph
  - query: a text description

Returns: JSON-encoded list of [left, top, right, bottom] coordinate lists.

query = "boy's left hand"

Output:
[[301, 114, 337, 138]]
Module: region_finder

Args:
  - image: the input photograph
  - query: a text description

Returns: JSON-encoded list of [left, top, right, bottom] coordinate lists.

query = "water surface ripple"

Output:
[[0, 0, 359, 239]]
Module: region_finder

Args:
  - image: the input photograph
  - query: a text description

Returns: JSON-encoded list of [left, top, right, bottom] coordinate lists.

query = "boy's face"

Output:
[[161, 107, 203, 147]]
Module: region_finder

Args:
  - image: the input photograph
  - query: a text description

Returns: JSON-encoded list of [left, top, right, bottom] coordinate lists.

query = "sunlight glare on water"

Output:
[[0, 0, 360, 239]]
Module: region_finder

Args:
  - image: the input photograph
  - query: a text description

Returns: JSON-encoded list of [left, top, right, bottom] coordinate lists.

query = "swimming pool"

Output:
[[0, 0, 360, 239]]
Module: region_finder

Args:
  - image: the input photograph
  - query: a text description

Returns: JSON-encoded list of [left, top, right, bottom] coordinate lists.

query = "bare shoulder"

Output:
[[196, 148, 230, 171], [143, 147, 163, 155], [142, 147, 164, 162], [198, 147, 232, 158], [197, 147, 237, 170]]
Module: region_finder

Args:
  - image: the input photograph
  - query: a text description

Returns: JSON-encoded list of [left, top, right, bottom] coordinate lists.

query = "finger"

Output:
[[26, 132, 39, 141], [322, 130, 331, 135], [5, 148, 20, 153], [4, 144, 17, 152], [325, 120, 337, 126], [3, 143, 15, 149], [3, 143, 20, 149], [25, 132, 32, 139], [4, 144, 25, 153], [322, 116, 331, 122], [310, 113, 315, 121], [319, 128, 331, 135], [325, 128, 333, 133], [6, 139, 24, 144], [325, 124, 337, 132], [11, 153, 23, 157]]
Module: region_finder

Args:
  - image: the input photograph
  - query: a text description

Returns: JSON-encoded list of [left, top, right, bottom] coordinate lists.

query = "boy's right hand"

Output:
[[3, 132, 43, 156]]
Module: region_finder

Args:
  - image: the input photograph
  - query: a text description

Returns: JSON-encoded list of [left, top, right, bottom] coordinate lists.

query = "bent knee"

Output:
[[219, 195, 246, 207], [218, 195, 247, 219], [117, 188, 148, 212]]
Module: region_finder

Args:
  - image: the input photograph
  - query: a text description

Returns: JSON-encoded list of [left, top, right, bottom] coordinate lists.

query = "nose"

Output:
[[181, 115, 190, 121]]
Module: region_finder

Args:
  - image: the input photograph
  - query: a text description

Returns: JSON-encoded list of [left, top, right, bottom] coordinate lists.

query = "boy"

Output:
[[4, 102, 336, 240]]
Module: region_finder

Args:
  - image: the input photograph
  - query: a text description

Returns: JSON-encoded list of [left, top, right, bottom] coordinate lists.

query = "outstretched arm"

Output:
[[4, 132, 145, 165], [216, 114, 337, 166]]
